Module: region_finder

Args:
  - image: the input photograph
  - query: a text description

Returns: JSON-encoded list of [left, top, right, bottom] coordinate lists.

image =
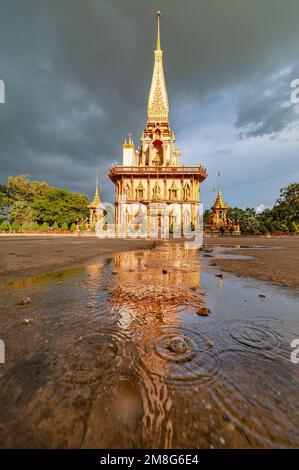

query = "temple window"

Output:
[[169, 189, 178, 200], [183, 184, 191, 200], [136, 189, 144, 199]]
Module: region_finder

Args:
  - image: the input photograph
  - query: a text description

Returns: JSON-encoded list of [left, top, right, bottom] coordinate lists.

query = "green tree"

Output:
[[7, 175, 48, 203], [203, 209, 211, 228], [9, 200, 35, 225], [81, 222, 88, 231], [289, 221, 298, 233], [61, 222, 68, 230], [0, 220, 10, 231], [31, 187, 89, 225], [259, 224, 268, 234], [0, 184, 10, 222], [272, 183, 299, 224], [52, 221, 59, 230], [40, 222, 49, 230], [280, 223, 289, 233], [70, 223, 77, 232]]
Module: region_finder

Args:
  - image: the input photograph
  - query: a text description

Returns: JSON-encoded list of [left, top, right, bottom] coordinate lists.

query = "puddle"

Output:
[[0, 243, 298, 448]]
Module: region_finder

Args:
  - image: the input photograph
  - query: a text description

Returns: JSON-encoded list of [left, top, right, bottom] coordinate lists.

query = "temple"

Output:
[[88, 169, 105, 228], [205, 173, 240, 235], [108, 11, 207, 236]]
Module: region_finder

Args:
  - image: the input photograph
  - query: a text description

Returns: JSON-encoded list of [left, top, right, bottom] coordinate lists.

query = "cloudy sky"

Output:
[[0, 0, 299, 210]]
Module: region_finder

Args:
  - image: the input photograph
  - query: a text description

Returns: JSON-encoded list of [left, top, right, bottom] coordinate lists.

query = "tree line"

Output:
[[204, 183, 299, 234], [0, 175, 90, 231]]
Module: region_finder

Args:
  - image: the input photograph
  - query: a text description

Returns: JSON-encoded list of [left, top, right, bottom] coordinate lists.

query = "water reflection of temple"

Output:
[[113, 245, 201, 290]]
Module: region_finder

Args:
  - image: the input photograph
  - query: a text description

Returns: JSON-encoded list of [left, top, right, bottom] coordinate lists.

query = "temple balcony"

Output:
[[108, 165, 207, 182]]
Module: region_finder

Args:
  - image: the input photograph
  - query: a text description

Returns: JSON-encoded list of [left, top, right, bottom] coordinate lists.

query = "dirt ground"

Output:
[[0, 235, 157, 277], [205, 235, 299, 288], [0, 234, 298, 288]]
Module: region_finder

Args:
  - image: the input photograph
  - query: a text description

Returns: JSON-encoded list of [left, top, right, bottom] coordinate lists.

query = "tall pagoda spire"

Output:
[[147, 11, 169, 123], [214, 172, 228, 209], [156, 9, 161, 50], [91, 168, 101, 206]]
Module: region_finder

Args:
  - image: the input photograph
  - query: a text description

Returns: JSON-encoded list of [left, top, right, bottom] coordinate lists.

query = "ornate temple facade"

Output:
[[108, 12, 207, 236], [205, 174, 240, 235]]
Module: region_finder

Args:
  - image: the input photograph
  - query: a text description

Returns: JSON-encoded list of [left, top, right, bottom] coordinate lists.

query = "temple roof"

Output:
[[147, 11, 169, 123], [213, 188, 229, 209], [88, 170, 104, 209]]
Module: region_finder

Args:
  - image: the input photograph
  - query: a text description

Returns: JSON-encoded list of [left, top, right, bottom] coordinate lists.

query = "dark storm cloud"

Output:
[[0, 0, 299, 205]]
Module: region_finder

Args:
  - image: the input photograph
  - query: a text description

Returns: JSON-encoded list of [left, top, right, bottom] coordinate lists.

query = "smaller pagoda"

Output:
[[205, 173, 240, 235], [88, 169, 105, 228]]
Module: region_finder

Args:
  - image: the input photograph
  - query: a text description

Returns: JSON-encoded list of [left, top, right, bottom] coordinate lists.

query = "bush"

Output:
[[289, 221, 298, 233], [52, 221, 59, 230], [11, 221, 20, 232], [0, 220, 10, 231], [280, 223, 289, 233], [31, 222, 40, 230], [70, 223, 77, 232], [81, 223, 88, 231], [270, 223, 277, 234], [22, 222, 31, 230], [61, 222, 68, 231], [40, 222, 49, 230], [259, 224, 268, 234]]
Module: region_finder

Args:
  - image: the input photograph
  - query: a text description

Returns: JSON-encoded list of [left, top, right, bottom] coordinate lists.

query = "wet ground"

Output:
[[0, 243, 298, 448]]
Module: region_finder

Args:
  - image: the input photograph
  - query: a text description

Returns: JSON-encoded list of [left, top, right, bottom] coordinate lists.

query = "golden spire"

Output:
[[90, 168, 102, 207], [156, 10, 161, 51], [214, 172, 228, 209], [95, 168, 99, 197], [147, 10, 169, 123]]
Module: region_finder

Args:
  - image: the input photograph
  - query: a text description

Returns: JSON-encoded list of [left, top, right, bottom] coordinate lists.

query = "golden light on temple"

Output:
[[108, 11, 208, 235]]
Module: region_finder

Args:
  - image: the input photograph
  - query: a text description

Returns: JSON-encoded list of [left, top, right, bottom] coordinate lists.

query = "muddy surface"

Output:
[[0, 243, 298, 448], [206, 236, 299, 288], [0, 236, 158, 276]]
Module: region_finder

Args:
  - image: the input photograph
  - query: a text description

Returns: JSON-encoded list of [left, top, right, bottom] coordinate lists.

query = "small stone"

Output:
[[111, 270, 118, 275], [162, 269, 168, 274], [209, 262, 217, 266], [226, 422, 236, 432], [17, 297, 31, 305], [205, 403, 212, 411], [84, 303, 94, 309], [167, 336, 187, 354], [215, 273, 223, 278], [196, 306, 211, 316], [21, 318, 33, 325], [219, 437, 226, 445], [258, 293, 266, 298]]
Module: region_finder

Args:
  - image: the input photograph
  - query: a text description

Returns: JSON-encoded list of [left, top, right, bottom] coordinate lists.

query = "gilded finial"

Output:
[[218, 171, 221, 194], [95, 168, 99, 197], [156, 10, 161, 50]]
